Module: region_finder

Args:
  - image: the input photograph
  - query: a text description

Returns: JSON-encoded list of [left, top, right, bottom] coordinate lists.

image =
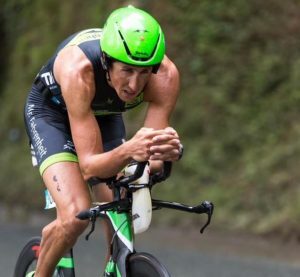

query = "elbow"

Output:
[[79, 159, 94, 181]]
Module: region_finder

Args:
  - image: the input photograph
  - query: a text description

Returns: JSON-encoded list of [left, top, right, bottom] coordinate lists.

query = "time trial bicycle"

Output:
[[14, 161, 214, 277]]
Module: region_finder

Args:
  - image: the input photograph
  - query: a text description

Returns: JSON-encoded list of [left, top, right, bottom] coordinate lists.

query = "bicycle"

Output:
[[14, 161, 214, 277]]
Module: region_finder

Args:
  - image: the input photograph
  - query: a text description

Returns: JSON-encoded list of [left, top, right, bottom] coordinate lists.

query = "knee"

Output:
[[63, 204, 90, 236], [60, 216, 89, 244], [43, 207, 90, 246]]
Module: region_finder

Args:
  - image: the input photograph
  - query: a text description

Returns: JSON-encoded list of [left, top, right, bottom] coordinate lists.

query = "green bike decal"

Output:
[[104, 259, 121, 277], [57, 257, 74, 268], [106, 211, 134, 252]]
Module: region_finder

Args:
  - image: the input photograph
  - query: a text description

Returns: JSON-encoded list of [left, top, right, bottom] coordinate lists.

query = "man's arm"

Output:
[[143, 56, 181, 162], [144, 56, 179, 129], [54, 46, 163, 179]]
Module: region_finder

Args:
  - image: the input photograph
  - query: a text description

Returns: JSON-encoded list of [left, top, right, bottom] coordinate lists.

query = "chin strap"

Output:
[[105, 71, 111, 82]]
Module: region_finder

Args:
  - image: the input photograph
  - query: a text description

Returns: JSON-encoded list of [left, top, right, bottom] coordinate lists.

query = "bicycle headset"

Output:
[[100, 5, 165, 74]]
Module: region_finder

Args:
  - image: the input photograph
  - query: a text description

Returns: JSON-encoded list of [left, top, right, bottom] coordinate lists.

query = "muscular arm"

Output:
[[144, 56, 180, 129], [143, 56, 181, 168], [54, 46, 156, 179]]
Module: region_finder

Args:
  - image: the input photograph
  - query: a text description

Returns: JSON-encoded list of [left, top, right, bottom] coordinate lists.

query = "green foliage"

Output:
[[151, 0, 300, 238], [1, 0, 300, 238]]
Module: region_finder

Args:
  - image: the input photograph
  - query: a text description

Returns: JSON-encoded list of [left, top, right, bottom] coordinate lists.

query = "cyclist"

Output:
[[24, 6, 181, 277]]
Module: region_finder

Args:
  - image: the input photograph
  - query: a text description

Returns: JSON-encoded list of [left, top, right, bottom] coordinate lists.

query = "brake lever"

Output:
[[194, 201, 214, 234], [85, 210, 97, 241]]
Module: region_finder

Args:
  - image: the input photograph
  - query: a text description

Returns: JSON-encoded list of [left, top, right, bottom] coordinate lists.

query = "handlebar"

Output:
[[76, 160, 214, 238], [150, 161, 172, 184], [117, 161, 148, 186], [77, 210, 92, 220], [103, 161, 173, 190], [115, 161, 173, 187], [152, 199, 214, 234]]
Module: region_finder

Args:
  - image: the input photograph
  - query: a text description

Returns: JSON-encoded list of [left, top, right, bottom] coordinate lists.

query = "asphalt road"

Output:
[[2, 219, 300, 277]]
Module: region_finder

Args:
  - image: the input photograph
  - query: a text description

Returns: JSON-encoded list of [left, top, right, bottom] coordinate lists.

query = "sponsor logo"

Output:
[[63, 140, 76, 152], [29, 116, 47, 159], [106, 98, 113, 105], [41, 72, 55, 86], [135, 51, 148, 56], [132, 213, 140, 221], [27, 104, 35, 117]]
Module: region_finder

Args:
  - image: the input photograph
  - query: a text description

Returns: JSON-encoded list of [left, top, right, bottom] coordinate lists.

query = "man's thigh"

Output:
[[42, 161, 91, 219]]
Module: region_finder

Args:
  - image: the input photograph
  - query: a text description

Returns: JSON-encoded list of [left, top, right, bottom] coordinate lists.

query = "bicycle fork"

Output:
[[103, 211, 134, 277]]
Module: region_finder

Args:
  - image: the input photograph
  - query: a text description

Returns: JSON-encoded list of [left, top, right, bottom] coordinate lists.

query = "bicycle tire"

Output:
[[13, 237, 70, 277], [127, 252, 171, 277]]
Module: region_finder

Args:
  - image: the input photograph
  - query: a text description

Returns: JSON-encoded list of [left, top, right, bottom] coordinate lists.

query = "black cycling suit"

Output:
[[24, 29, 144, 177]]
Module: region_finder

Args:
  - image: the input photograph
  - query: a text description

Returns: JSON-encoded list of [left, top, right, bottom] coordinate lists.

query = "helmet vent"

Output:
[[117, 29, 160, 62]]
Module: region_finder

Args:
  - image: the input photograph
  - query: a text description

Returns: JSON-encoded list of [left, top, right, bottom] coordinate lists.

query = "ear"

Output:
[[101, 52, 108, 71]]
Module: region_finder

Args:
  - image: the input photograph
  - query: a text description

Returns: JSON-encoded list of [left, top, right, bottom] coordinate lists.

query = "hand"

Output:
[[127, 127, 170, 162], [149, 127, 182, 161]]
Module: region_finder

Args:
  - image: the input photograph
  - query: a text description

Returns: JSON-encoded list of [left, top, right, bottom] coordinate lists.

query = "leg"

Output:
[[35, 162, 91, 277], [94, 113, 126, 262], [92, 183, 114, 262]]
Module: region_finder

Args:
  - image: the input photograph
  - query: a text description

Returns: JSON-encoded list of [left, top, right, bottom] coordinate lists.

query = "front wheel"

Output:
[[127, 252, 171, 277], [13, 237, 74, 277]]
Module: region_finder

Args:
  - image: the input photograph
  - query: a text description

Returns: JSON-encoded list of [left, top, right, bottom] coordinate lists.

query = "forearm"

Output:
[[77, 127, 178, 180], [79, 142, 132, 180]]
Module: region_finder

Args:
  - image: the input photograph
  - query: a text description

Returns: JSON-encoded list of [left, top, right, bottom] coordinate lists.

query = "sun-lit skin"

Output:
[[107, 61, 153, 102], [34, 43, 180, 276]]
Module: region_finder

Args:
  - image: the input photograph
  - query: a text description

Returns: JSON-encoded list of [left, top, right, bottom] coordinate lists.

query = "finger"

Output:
[[152, 134, 180, 143], [164, 127, 178, 135], [143, 129, 171, 139], [150, 144, 179, 153], [150, 149, 180, 161], [140, 127, 155, 132], [149, 153, 176, 161]]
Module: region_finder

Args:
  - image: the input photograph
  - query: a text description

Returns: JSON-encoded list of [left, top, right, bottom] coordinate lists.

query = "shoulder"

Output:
[[144, 55, 180, 103], [54, 45, 94, 85], [152, 56, 179, 85], [160, 56, 179, 78], [54, 46, 96, 107]]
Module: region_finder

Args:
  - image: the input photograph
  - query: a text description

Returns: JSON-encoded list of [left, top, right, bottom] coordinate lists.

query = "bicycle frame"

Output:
[[56, 250, 75, 276], [76, 161, 214, 277], [104, 210, 133, 277], [80, 197, 214, 277]]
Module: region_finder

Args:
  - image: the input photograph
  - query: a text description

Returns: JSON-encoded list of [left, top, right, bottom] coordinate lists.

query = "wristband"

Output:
[[178, 143, 184, 160]]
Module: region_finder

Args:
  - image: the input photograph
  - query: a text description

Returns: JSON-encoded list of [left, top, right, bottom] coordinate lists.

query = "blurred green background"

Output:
[[1, 0, 300, 240]]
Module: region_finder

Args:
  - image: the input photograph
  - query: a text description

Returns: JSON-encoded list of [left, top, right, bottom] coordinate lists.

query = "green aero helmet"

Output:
[[100, 6, 165, 69]]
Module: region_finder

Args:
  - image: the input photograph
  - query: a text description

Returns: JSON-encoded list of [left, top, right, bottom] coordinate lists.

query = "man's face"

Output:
[[108, 61, 152, 102]]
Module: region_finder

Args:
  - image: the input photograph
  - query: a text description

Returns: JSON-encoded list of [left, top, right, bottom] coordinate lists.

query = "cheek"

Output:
[[140, 75, 151, 87], [114, 78, 127, 91], [110, 73, 123, 89]]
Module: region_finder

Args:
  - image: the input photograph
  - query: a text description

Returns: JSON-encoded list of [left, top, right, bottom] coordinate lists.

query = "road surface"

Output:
[[2, 218, 300, 277]]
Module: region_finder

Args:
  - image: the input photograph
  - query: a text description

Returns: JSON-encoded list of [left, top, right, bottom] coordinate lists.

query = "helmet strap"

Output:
[[101, 52, 112, 81], [101, 52, 109, 71], [152, 64, 161, 74], [106, 71, 111, 82]]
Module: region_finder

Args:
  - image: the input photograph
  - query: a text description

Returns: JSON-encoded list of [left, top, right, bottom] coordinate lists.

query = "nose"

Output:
[[128, 74, 139, 93]]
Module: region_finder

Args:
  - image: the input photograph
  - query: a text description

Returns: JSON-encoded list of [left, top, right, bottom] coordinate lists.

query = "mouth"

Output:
[[122, 90, 137, 100]]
